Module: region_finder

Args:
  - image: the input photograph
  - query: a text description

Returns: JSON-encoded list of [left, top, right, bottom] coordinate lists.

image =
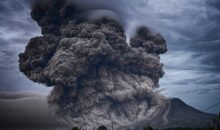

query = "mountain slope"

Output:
[[127, 98, 217, 129]]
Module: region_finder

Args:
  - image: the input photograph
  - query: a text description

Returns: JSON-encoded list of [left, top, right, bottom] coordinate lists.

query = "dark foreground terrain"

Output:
[[0, 92, 68, 130]]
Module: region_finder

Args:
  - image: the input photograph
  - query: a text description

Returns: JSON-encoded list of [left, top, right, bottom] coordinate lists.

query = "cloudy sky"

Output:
[[0, 0, 220, 114]]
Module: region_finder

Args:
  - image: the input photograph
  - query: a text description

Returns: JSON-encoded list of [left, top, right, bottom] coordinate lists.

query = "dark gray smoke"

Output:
[[19, 0, 167, 129]]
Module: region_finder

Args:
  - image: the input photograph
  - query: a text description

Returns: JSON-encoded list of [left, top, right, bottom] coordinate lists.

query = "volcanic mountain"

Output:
[[17, 0, 217, 129]]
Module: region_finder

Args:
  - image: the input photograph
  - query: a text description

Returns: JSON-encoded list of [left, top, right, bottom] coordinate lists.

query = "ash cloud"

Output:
[[0, 0, 50, 91], [19, 0, 167, 129]]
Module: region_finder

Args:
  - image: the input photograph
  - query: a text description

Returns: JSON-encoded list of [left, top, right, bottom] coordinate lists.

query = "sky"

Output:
[[0, 0, 220, 114]]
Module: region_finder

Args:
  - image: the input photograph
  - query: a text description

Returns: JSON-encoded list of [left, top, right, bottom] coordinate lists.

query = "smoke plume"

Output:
[[19, 0, 167, 129]]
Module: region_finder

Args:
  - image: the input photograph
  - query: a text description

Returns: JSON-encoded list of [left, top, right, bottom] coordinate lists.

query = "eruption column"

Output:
[[19, 0, 167, 129]]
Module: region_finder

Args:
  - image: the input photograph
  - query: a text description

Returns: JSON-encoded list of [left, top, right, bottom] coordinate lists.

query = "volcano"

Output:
[[17, 0, 217, 129], [126, 98, 216, 129]]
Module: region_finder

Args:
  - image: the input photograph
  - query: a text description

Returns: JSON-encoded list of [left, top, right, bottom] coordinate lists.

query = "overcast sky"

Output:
[[0, 0, 219, 113]]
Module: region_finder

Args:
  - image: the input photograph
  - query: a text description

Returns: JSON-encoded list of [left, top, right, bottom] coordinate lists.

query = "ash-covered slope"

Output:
[[18, 0, 215, 129], [165, 98, 216, 128], [127, 98, 216, 129]]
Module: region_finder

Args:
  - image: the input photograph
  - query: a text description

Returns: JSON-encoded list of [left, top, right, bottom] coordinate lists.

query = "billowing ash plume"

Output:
[[19, 0, 167, 129]]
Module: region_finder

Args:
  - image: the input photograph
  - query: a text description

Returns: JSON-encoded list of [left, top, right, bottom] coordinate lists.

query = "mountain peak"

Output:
[[126, 98, 217, 129]]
